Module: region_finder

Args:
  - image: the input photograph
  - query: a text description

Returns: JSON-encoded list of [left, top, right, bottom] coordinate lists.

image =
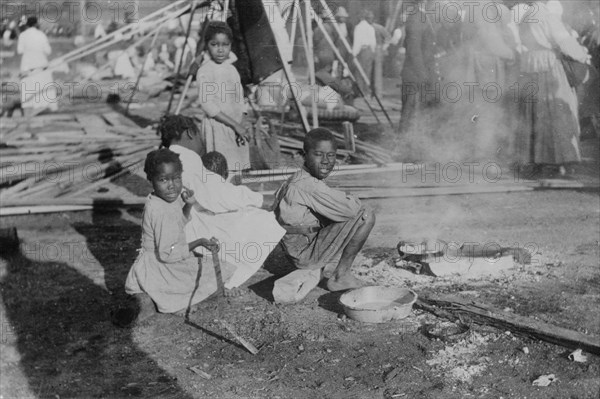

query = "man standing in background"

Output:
[[372, 20, 392, 98], [397, 0, 437, 136], [334, 6, 351, 43], [17, 16, 57, 116], [352, 9, 377, 95]]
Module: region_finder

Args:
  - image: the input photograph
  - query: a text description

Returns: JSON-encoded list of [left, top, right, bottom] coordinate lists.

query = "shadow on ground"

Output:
[[0, 240, 191, 398]]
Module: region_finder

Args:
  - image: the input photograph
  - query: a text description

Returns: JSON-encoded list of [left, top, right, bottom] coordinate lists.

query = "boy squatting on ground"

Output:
[[273, 128, 376, 292]]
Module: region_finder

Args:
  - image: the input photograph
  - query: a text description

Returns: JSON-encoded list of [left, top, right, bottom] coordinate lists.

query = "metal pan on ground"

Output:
[[339, 286, 418, 323], [397, 239, 447, 262], [420, 321, 470, 343]]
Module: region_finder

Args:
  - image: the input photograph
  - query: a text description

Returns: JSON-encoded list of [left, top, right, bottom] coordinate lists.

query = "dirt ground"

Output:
[[1, 176, 599, 398], [2, 38, 600, 398]]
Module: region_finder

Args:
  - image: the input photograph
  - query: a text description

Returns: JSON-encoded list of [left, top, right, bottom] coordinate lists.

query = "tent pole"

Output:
[[125, 26, 163, 115], [222, 0, 229, 21], [386, 0, 404, 33], [302, 0, 318, 128], [21, 21, 169, 108], [38, 6, 191, 77], [289, 0, 299, 49], [308, 4, 382, 125], [29, 0, 191, 77], [166, 0, 198, 115], [317, 0, 394, 128], [261, 1, 310, 133], [175, 16, 212, 115]]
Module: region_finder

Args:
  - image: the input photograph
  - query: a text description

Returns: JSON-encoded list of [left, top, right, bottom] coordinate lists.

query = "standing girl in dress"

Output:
[[196, 21, 250, 172], [124, 148, 218, 322]]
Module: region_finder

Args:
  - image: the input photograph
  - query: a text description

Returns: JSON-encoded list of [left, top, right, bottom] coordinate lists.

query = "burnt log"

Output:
[[416, 294, 600, 356]]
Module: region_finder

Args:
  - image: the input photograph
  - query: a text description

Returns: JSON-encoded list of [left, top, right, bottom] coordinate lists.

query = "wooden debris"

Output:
[[416, 294, 600, 355], [272, 120, 395, 163], [218, 319, 260, 355], [342, 121, 356, 153], [189, 366, 212, 380], [0, 111, 159, 204]]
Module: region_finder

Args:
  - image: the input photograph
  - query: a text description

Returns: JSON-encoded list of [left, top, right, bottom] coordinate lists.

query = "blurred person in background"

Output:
[[17, 16, 57, 116], [515, 0, 591, 176], [352, 9, 377, 95], [313, 8, 356, 105], [397, 0, 438, 137]]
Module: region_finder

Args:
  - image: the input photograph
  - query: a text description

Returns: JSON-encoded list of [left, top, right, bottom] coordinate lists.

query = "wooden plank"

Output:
[[351, 184, 535, 199], [538, 179, 585, 189], [258, 183, 535, 198], [0, 205, 94, 215], [416, 294, 600, 355], [342, 122, 356, 153], [76, 113, 109, 136], [102, 111, 140, 129], [0, 196, 147, 209]]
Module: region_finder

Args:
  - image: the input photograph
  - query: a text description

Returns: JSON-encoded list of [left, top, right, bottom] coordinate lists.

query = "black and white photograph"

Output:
[[0, 0, 599, 397]]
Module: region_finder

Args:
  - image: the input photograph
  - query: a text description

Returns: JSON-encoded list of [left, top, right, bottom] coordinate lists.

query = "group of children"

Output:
[[119, 21, 375, 325]]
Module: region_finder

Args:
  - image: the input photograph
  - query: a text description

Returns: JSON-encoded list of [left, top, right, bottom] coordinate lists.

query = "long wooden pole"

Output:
[[386, 0, 404, 33], [24, 0, 191, 78], [308, 5, 382, 125], [303, 0, 318, 128], [417, 294, 600, 355], [222, 0, 229, 21], [289, 0, 299, 51], [174, 15, 212, 115], [174, 76, 193, 115], [54, 6, 190, 69], [297, 3, 317, 128], [80, 24, 166, 85], [20, 15, 178, 107], [125, 26, 163, 114], [316, 0, 394, 128], [166, 1, 198, 115], [261, 1, 310, 133]]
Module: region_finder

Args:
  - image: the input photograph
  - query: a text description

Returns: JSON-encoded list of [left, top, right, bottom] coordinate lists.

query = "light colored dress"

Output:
[[124, 194, 218, 313], [17, 27, 57, 111], [352, 20, 376, 94], [516, 2, 588, 164], [170, 145, 285, 289], [196, 59, 250, 171], [274, 168, 367, 273]]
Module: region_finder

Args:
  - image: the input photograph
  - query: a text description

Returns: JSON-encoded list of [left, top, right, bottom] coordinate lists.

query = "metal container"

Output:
[[397, 239, 447, 262], [339, 286, 418, 323]]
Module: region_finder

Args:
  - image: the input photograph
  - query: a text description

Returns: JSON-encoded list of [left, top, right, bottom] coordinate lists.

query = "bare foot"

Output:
[[326, 274, 365, 292], [224, 287, 250, 298]]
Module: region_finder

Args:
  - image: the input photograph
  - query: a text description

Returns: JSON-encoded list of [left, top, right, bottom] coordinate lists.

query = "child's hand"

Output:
[[181, 186, 197, 205], [234, 123, 251, 146], [199, 237, 220, 252], [235, 132, 246, 146]]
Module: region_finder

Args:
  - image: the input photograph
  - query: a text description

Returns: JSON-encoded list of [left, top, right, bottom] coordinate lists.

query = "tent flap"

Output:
[[233, 0, 283, 85]]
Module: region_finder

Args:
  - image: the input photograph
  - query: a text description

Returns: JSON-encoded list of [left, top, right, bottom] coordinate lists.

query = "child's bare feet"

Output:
[[326, 274, 365, 292]]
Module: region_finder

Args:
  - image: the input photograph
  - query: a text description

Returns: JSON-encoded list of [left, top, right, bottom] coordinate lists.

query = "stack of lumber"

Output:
[[273, 121, 395, 164], [277, 135, 352, 161], [0, 112, 159, 204]]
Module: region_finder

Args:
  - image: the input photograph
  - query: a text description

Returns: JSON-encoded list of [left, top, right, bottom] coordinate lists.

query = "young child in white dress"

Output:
[[122, 148, 218, 324]]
